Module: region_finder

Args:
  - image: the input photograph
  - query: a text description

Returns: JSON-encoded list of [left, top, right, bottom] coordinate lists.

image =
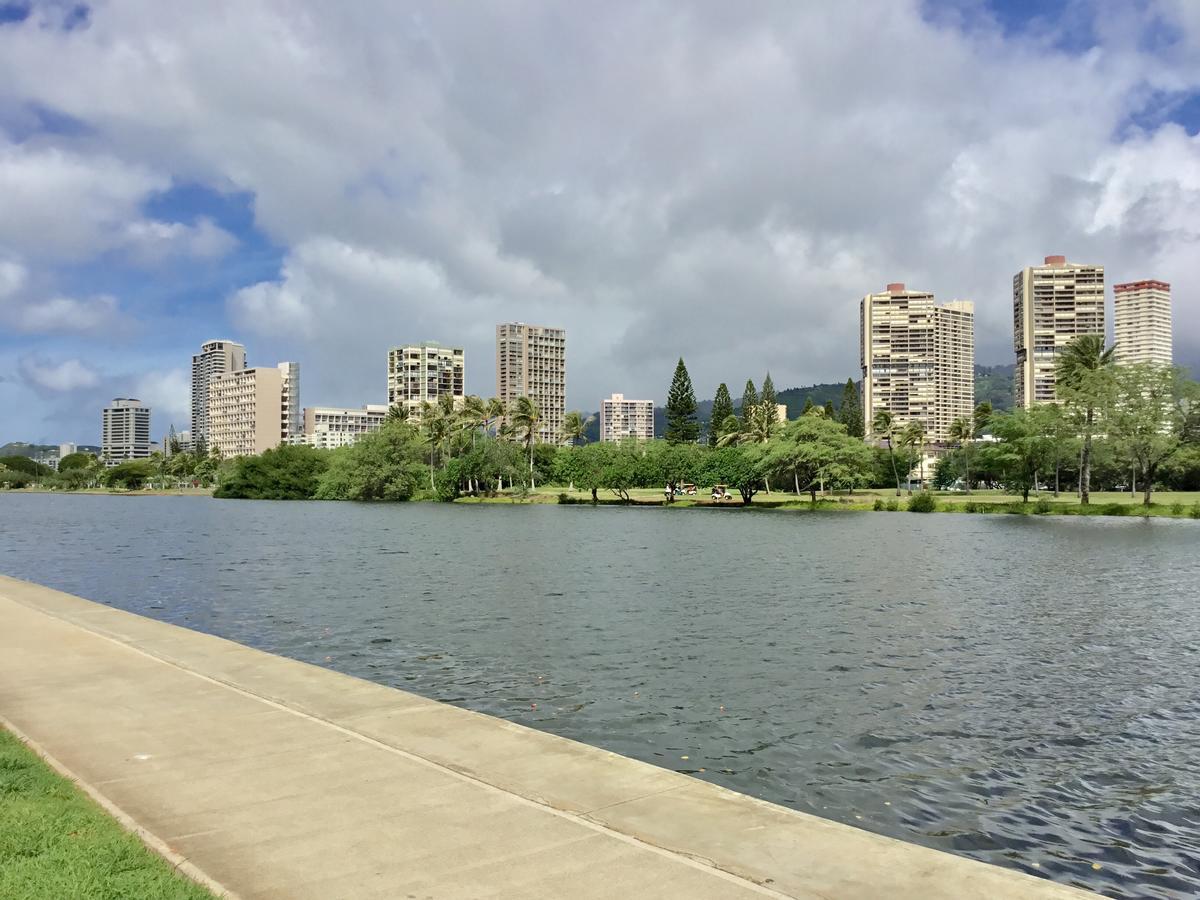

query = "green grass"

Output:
[[0, 728, 214, 900]]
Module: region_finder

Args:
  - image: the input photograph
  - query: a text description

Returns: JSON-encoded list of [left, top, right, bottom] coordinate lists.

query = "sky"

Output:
[[1, 0, 1198, 445]]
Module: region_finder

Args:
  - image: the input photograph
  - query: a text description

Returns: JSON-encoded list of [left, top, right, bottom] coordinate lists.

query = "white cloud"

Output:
[[122, 216, 237, 265], [18, 357, 101, 392], [0, 258, 27, 298], [133, 368, 191, 425]]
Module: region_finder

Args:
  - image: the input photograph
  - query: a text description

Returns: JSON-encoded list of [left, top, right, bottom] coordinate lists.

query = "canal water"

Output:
[[3, 493, 1198, 897]]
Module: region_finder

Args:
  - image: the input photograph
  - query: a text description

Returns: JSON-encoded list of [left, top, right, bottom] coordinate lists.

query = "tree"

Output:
[[740, 380, 758, 426], [1055, 334, 1115, 505], [315, 421, 426, 501], [509, 395, 543, 487], [838, 379, 865, 438], [898, 420, 928, 494], [665, 358, 699, 444], [1030, 403, 1076, 497], [1108, 363, 1184, 506], [561, 410, 588, 446], [385, 404, 408, 425], [705, 445, 764, 504], [102, 460, 158, 491], [58, 452, 95, 472], [762, 416, 874, 502], [984, 409, 1050, 502], [760, 373, 777, 424], [419, 401, 451, 491], [871, 409, 902, 496], [802, 396, 814, 416], [947, 417, 974, 492], [974, 401, 993, 435], [823, 400, 836, 420], [709, 383, 734, 446], [214, 445, 329, 500]]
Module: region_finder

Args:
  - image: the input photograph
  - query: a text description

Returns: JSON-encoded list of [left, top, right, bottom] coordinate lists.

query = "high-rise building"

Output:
[[208, 363, 300, 458], [58, 442, 77, 460], [1114, 280, 1172, 367], [386, 343, 465, 420], [191, 340, 246, 451], [1013, 256, 1105, 407], [600, 394, 654, 442], [496, 322, 566, 443], [301, 405, 388, 449], [101, 398, 151, 466], [860, 283, 974, 444]]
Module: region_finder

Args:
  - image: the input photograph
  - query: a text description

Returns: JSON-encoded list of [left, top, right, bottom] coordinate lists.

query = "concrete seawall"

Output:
[[0, 575, 1095, 899]]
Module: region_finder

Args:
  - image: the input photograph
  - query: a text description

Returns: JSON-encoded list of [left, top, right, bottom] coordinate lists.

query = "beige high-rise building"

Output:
[[208, 362, 300, 457], [302, 405, 388, 449], [191, 339, 246, 452], [1013, 256, 1105, 407], [860, 283, 974, 444], [496, 323, 566, 443], [101, 398, 151, 466], [387, 343, 465, 420], [600, 394, 654, 442], [1114, 280, 1172, 367]]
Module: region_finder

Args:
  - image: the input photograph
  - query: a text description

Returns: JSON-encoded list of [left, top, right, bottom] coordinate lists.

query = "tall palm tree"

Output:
[[900, 420, 927, 493], [419, 401, 449, 492], [561, 410, 588, 446], [872, 409, 901, 496], [509, 396, 542, 488], [485, 397, 506, 438], [948, 416, 974, 493], [461, 395, 487, 448], [1055, 334, 1115, 505], [385, 403, 408, 425]]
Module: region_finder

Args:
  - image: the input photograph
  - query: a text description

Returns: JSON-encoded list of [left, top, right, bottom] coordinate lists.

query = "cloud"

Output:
[[122, 216, 237, 265], [18, 356, 100, 392], [0, 257, 27, 297], [132, 367, 190, 425]]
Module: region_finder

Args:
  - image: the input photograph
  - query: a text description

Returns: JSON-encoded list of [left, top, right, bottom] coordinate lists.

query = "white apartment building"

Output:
[[1114, 280, 1172, 367], [860, 283, 975, 444], [1013, 256, 1105, 407], [600, 394, 654, 442], [208, 363, 300, 457], [301, 405, 388, 449], [101, 398, 152, 466], [496, 322, 566, 443], [191, 339, 246, 452], [386, 343, 464, 420]]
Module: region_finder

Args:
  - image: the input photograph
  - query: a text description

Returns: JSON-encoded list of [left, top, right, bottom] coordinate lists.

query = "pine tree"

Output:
[[838, 378, 864, 438], [823, 400, 836, 419], [665, 358, 700, 444], [740, 380, 758, 425], [760, 373, 777, 421], [709, 383, 734, 446], [802, 396, 814, 415]]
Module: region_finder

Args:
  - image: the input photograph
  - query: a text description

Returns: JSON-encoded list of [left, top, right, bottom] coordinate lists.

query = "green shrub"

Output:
[[1006, 502, 1029, 515], [907, 492, 936, 513], [214, 445, 329, 500], [1191, 502, 1200, 520], [1170, 502, 1184, 516], [963, 501, 978, 513], [885, 498, 899, 512], [1101, 502, 1127, 517], [1034, 497, 1052, 515], [872, 498, 885, 511], [0, 469, 33, 489]]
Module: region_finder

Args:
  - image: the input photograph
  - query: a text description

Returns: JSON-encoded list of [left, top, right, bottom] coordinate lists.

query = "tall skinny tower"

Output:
[[860, 283, 974, 444], [1114, 280, 1172, 366], [1013, 256, 1104, 407], [496, 323, 566, 443], [192, 339, 246, 452]]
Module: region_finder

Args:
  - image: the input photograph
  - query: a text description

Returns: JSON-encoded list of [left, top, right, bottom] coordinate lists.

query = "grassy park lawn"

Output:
[[458, 486, 1200, 516], [0, 728, 213, 900]]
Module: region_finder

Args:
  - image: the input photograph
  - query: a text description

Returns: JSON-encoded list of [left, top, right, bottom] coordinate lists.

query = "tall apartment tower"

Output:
[[101, 398, 151, 466], [191, 339, 246, 451], [207, 362, 300, 458], [1114, 280, 1172, 366], [1013, 256, 1105, 407], [386, 342, 465, 419], [496, 323, 566, 443], [600, 393, 654, 442], [860, 283, 974, 444]]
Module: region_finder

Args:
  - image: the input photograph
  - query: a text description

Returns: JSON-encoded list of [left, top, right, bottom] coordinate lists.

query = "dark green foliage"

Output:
[[760, 373, 777, 419], [838, 379, 865, 438], [214, 445, 329, 500], [704, 445, 763, 504], [907, 491, 937, 512], [315, 422, 427, 500], [974, 364, 1014, 412], [1191, 503, 1200, 519], [740, 380, 758, 425], [872, 498, 885, 511], [802, 396, 814, 415], [434, 460, 462, 501], [665, 358, 699, 444], [885, 498, 899, 511], [102, 460, 156, 491], [1170, 502, 1184, 516], [0, 469, 33, 488], [57, 452, 95, 472], [823, 400, 835, 419], [1101, 502, 1127, 517], [1034, 497, 1053, 514], [0, 455, 51, 476], [708, 383, 735, 446]]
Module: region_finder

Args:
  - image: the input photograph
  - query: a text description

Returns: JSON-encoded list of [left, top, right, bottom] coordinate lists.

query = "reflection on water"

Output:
[[3, 494, 1199, 897]]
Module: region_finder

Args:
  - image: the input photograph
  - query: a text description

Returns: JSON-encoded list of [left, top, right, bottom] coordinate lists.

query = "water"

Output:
[[3, 494, 1199, 897]]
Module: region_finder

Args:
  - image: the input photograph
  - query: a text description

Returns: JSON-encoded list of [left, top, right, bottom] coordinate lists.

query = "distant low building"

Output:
[[301, 405, 388, 449], [102, 399, 152, 466], [600, 393, 654, 442]]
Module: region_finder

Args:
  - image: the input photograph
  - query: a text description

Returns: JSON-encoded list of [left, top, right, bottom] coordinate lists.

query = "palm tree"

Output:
[[948, 416, 974, 493], [561, 410, 588, 446], [1055, 334, 1115, 505], [485, 397, 506, 438], [419, 401, 450, 492], [509, 396, 542, 488], [872, 409, 901, 496], [385, 404, 408, 425], [461, 395, 487, 448], [900, 420, 927, 493]]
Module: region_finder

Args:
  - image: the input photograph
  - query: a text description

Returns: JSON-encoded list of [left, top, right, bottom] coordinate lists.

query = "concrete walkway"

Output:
[[0, 575, 1095, 899]]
